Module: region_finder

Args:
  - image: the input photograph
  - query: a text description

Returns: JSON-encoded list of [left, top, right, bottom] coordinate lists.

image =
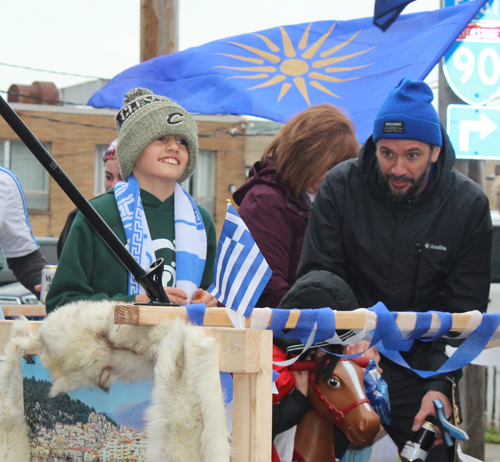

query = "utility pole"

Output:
[[438, 3, 486, 459], [140, 0, 179, 62]]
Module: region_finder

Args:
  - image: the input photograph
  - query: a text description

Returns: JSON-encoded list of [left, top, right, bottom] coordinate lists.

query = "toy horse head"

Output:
[[312, 348, 380, 446], [292, 347, 380, 448]]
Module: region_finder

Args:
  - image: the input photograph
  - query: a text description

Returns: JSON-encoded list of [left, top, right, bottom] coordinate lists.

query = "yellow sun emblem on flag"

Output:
[[213, 23, 374, 106]]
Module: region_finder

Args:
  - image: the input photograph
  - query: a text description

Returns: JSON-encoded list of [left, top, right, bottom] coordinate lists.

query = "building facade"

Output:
[[0, 103, 254, 239]]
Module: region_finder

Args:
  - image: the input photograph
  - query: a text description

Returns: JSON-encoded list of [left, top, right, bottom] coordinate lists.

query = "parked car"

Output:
[[0, 236, 58, 287], [0, 236, 58, 305]]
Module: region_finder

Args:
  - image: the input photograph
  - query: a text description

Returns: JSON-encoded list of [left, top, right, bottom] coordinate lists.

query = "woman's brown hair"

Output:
[[262, 104, 359, 198]]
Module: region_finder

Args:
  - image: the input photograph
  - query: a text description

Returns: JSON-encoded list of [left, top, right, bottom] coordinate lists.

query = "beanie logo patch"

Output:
[[167, 113, 184, 125], [383, 121, 405, 134], [116, 95, 167, 128]]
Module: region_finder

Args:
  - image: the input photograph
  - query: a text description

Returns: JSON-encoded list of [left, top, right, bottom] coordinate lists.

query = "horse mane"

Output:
[[315, 344, 344, 384]]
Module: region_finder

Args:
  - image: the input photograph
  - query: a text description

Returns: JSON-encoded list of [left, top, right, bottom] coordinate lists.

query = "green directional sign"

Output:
[[447, 104, 500, 159]]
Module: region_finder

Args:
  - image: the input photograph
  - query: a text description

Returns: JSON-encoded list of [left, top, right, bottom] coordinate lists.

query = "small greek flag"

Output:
[[208, 203, 272, 318]]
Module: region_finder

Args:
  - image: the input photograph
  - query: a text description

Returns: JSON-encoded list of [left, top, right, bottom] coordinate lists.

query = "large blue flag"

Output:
[[89, 0, 486, 144], [374, 0, 419, 31], [208, 203, 272, 318]]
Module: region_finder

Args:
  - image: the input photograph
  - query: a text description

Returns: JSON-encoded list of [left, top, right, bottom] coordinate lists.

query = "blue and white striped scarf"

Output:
[[115, 177, 206, 300]]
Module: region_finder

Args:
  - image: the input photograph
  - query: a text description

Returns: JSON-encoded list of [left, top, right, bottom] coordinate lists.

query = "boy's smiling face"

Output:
[[133, 135, 189, 186]]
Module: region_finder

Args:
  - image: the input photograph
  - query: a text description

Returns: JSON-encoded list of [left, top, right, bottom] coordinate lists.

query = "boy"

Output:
[[46, 88, 217, 312]]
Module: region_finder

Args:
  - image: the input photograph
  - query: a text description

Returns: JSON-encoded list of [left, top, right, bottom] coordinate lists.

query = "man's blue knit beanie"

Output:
[[373, 78, 442, 147]]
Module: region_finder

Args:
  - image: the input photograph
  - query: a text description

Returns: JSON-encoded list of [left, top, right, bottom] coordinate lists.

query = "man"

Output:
[[0, 166, 47, 296], [297, 78, 492, 460]]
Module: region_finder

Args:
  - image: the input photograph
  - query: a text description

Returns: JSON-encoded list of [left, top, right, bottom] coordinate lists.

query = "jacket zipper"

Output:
[[410, 242, 423, 309]]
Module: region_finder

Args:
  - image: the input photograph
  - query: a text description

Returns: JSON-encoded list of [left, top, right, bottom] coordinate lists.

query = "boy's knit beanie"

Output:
[[372, 77, 442, 147], [115, 88, 198, 182]]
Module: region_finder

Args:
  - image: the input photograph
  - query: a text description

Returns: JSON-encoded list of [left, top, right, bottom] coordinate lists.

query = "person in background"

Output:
[[297, 78, 492, 461], [0, 166, 47, 297], [46, 88, 217, 311], [56, 139, 122, 258], [233, 104, 359, 308]]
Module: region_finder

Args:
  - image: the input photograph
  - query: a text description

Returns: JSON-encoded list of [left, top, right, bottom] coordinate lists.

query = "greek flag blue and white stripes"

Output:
[[208, 203, 272, 318]]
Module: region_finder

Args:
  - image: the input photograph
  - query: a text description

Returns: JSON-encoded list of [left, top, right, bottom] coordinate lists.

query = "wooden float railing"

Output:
[[1, 304, 499, 462]]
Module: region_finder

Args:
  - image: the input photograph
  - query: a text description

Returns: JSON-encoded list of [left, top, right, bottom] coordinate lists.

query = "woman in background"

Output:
[[57, 139, 122, 258], [233, 104, 359, 308]]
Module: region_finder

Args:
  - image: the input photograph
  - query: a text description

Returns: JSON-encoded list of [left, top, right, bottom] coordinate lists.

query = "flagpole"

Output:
[[0, 96, 172, 305]]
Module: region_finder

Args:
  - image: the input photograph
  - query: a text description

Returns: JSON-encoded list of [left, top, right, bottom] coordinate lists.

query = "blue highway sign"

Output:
[[444, 0, 500, 105], [447, 104, 500, 159]]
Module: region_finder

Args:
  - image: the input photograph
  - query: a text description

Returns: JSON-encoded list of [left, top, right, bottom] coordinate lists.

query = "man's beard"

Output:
[[376, 157, 433, 203]]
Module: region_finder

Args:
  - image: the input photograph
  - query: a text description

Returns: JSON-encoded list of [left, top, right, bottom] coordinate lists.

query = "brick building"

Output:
[[0, 102, 275, 239]]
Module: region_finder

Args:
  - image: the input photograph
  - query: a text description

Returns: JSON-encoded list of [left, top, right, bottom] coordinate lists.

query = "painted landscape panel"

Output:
[[23, 358, 153, 462]]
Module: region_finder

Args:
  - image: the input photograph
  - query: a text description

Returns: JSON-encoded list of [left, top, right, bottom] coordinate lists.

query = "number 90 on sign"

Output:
[[444, 40, 500, 105]]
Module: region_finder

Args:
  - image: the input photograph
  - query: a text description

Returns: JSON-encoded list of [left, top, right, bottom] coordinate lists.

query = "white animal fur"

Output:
[[34, 300, 230, 461], [145, 318, 230, 462], [36, 299, 174, 396], [0, 316, 36, 462]]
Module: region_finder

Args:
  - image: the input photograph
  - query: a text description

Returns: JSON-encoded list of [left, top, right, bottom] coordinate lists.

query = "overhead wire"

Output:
[[0, 62, 109, 80]]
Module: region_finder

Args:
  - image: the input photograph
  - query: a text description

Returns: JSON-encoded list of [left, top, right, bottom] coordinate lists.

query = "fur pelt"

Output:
[[34, 300, 231, 461], [0, 316, 36, 462], [145, 318, 231, 462], [37, 299, 176, 396]]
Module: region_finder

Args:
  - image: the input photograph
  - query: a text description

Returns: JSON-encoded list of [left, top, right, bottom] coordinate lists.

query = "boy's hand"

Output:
[[345, 340, 383, 374], [135, 287, 188, 305], [191, 288, 218, 307], [293, 370, 309, 396]]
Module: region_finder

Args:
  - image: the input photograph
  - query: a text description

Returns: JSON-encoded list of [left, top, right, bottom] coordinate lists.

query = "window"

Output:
[[94, 144, 108, 196], [1, 140, 50, 210], [182, 150, 216, 217]]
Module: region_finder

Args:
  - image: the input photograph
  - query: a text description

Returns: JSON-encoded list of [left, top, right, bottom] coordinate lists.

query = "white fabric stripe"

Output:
[[220, 242, 244, 303], [273, 322, 318, 367], [398, 312, 417, 339], [210, 237, 232, 297], [451, 310, 482, 340], [323, 309, 376, 345], [237, 258, 270, 314], [226, 307, 246, 328], [250, 308, 272, 329], [225, 244, 260, 309]]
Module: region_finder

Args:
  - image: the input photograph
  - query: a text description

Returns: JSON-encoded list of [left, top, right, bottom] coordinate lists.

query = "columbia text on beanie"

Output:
[[373, 78, 442, 147], [115, 88, 198, 182]]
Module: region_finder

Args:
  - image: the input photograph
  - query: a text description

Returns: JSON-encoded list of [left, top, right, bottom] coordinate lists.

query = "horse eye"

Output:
[[328, 378, 340, 387]]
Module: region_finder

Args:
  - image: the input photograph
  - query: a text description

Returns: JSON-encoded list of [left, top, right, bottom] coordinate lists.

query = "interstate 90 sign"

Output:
[[444, 0, 500, 105]]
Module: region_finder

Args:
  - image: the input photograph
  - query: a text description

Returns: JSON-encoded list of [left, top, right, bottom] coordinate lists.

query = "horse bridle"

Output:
[[308, 359, 370, 423]]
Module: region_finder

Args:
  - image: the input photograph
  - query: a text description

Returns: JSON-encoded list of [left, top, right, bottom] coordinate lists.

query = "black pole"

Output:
[[0, 95, 171, 305]]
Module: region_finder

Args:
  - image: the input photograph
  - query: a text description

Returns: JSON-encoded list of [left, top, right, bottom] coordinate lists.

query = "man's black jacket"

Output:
[[297, 129, 492, 394]]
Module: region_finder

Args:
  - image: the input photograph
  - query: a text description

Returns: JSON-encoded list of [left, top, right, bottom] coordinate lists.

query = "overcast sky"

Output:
[[0, 0, 440, 95]]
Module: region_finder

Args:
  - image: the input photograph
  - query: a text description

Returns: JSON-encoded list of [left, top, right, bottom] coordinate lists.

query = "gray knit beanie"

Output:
[[115, 88, 198, 183]]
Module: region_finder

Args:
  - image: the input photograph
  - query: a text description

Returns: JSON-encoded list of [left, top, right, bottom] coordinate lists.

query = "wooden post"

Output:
[[140, 0, 179, 62]]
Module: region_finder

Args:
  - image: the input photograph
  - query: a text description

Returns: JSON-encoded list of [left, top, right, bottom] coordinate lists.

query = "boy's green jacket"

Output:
[[46, 189, 217, 312]]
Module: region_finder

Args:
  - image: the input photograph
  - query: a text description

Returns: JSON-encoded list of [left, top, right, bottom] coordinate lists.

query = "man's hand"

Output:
[[345, 340, 383, 374], [191, 288, 218, 307], [413, 390, 452, 446]]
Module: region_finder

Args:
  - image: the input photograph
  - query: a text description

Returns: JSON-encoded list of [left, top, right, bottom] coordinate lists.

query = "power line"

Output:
[[17, 112, 116, 131], [0, 62, 109, 80]]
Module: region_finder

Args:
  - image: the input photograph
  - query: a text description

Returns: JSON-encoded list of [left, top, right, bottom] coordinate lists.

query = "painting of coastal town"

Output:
[[23, 358, 153, 462]]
